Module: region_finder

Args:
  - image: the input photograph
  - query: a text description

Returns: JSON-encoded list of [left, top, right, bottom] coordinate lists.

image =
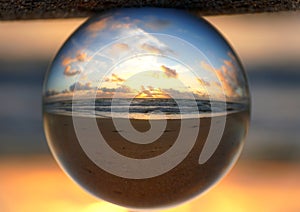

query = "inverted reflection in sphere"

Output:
[[43, 8, 250, 210]]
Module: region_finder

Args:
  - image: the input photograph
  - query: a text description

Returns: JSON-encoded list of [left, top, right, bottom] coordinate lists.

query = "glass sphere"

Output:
[[43, 8, 250, 210]]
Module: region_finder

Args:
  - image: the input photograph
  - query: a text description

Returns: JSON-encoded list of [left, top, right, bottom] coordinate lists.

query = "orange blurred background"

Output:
[[0, 12, 300, 212]]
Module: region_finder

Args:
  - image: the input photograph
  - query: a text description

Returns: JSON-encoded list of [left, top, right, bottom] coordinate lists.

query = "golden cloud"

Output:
[[200, 59, 241, 98], [105, 73, 125, 83], [111, 22, 132, 30], [200, 61, 215, 73], [140, 43, 163, 54], [86, 17, 110, 33], [64, 65, 81, 76], [137, 90, 153, 98], [64, 51, 90, 64], [110, 17, 140, 30], [197, 78, 211, 87], [76, 52, 88, 62], [108, 43, 130, 56], [160, 65, 178, 78], [113, 43, 129, 51], [194, 89, 209, 99], [62, 57, 75, 66], [136, 86, 171, 98], [62, 51, 90, 76]]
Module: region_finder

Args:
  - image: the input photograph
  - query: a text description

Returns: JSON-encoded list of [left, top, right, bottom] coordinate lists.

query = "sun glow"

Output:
[[135, 87, 171, 99], [83, 202, 127, 212], [1, 157, 300, 212]]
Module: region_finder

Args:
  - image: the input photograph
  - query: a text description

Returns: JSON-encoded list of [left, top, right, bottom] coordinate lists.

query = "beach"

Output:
[[44, 111, 249, 209]]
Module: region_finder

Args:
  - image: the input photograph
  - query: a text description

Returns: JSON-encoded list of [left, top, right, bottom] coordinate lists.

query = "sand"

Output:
[[43, 111, 249, 209]]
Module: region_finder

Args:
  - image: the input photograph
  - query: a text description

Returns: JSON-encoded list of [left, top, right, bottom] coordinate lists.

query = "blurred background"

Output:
[[0, 11, 300, 211]]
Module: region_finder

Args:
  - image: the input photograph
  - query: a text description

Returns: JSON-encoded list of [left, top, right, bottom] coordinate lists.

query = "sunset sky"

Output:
[[44, 9, 247, 101]]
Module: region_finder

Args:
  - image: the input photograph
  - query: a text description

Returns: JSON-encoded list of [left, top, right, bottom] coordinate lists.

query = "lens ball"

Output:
[[43, 8, 250, 210]]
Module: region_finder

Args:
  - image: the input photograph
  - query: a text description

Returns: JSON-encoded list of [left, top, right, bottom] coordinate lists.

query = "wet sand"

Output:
[[44, 111, 249, 209]]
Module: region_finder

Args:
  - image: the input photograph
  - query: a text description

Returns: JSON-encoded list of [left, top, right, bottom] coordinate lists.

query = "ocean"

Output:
[[44, 98, 248, 119]]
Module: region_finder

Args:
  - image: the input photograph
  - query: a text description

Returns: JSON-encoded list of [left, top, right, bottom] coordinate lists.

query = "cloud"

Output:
[[45, 82, 96, 101], [45, 89, 60, 97], [62, 51, 90, 66], [104, 73, 125, 83], [76, 52, 89, 62], [112, 43, 129, 51], [140, 86, 154, 97], [147, 85, 154, 91], [62, 51, 90, 76], [140, 43, 175, 55], [200, 61, 215, 73], [197, 78, 211, 87], [98, 85, 134, 93], [98, 85, 133, 94], [61, 89, 70, 94], [111, 22, 132, 30], [136, 86, 171, 98], [69, 82, 95, 92], [99, 87, 116, 93], [194, 79, 211, 98], [87, 17, 139, 37], [100, 20, 175, 59], [110, 17, 141, 30], [200, 58, 242, 98], [44, 88, 72, 101], [64, 65, 81, 76], [86, 17, 110, 33], [115, 85, 134, 93], [97, 85, 136, 98], [160, 65, 178, 78], [140, 43, 164, 54], [194, 90, 209, 99], [62, 57, 75, 66], [138, 89, 153, 98], [108, 43, 130, 56], [162, 88, 196, 99]]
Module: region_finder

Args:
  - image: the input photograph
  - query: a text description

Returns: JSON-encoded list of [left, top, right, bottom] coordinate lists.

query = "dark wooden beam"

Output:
[[0, 0, 300, 20]]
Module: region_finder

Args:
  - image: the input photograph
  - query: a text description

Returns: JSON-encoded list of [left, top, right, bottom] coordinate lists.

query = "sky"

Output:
[[43, 8, 248, 102]]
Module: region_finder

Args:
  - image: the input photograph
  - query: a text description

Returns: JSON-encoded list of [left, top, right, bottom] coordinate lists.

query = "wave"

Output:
[[44, 98, 248, 119]]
